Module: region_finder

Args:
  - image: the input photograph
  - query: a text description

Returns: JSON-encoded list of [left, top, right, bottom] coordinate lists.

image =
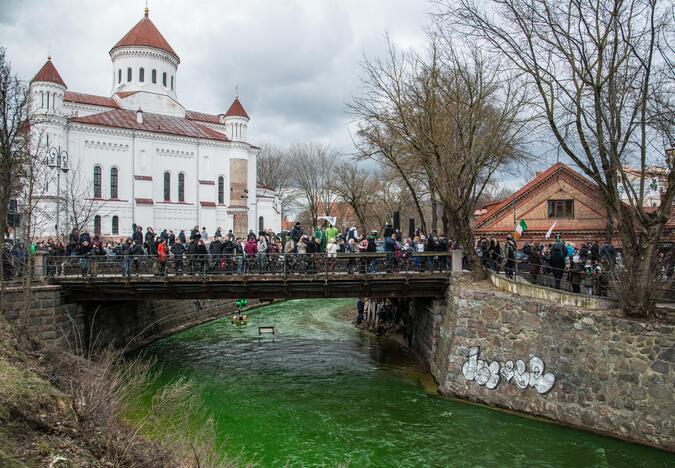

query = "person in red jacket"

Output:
[[157, 238, 169, 276]]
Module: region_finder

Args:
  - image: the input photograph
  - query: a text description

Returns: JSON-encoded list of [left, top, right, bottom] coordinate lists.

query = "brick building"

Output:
[[474, 163, 674, 246]]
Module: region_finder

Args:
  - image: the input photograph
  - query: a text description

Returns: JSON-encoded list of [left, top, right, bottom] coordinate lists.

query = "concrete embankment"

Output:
[[409, 278, 674, 451]]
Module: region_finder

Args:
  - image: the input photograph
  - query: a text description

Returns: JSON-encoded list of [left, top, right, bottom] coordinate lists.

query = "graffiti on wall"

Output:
[[461, 346, 555, 394]]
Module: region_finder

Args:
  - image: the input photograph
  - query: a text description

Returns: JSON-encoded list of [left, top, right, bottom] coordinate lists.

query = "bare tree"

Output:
[[351, 36, 531, 277], [0, 47, 29, 246], [256, 143, 298, 216], [287, 143, 338, 228], [443, 0, 674, 316], [353, 122, 431, 234], [332, 161, 380, 230], [61, 162, 108, 235]]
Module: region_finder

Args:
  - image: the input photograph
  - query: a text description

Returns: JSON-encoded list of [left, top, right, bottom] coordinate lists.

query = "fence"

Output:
[[42, 252, 457, 279]]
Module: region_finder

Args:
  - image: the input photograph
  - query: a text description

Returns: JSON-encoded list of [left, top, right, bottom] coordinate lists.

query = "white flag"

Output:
[[318, 216, 337, 226], [545, 221, 557, 239]]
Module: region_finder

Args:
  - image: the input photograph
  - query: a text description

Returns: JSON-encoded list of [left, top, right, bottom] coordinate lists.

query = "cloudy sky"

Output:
[[0, 0, 432, 155]]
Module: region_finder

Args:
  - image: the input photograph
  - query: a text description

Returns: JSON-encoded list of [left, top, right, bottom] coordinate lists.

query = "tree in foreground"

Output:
[[441, 0, 674, 316], [350, 36, 532, 277]]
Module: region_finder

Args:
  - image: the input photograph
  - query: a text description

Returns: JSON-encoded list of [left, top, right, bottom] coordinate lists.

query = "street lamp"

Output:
[[46, 146, 69, 238]]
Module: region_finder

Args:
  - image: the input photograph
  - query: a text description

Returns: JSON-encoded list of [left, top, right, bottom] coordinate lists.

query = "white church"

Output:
[[29, 7, 281, 239]]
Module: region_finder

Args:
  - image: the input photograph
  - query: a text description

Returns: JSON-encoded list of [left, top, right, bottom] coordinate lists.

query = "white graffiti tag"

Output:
[[461, 347, 555, 394]]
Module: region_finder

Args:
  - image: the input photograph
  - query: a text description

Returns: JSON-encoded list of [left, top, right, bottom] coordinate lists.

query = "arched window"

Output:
[[218, 176, 224, 204], [258, 216, 264, 232], [41, 91, 44, 108], [163, 171, 171, 201], [170, 76, 174, 90], [110, 167, 118, 199], [178, 173, 185, 202], [118, 69, 122, 83], [94, 215, 101, 236], [46, 93, 50, 110], [93, 166, 102, 198], [127, 67, 132, 82], [152, 69, 157, 83], [162, 72, 167, 87], [139, 68, 145, 82], [112, 215, 119, 235]]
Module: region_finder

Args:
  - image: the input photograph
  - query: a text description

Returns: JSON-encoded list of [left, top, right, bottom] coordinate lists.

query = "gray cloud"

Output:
[[0, 0, 430, 154]]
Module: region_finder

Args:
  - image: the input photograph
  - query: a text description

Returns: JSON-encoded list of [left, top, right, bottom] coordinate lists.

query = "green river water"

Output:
[[136, 299, 673, 467]]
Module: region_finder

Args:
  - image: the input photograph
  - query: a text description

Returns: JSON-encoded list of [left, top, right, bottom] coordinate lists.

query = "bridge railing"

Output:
[[46, 252, 454, 279]]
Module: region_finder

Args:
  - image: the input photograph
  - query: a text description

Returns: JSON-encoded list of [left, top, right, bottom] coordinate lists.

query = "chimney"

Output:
[[136, 108, 143, 124]]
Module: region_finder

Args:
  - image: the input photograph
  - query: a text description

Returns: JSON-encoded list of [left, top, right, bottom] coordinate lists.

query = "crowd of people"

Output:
[[4, 222, 671, 300], [476, 233, 626, 296], [2, 221, 458, 279]]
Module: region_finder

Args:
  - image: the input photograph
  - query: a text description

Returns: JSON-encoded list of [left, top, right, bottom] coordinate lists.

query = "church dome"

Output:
[[110, 9, 179, 63]]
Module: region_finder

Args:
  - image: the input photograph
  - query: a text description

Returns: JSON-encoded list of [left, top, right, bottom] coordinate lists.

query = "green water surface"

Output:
[[136, 299, 673, 467]]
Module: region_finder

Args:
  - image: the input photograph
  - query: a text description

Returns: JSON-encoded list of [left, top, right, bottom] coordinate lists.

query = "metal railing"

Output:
[[45, 252, 453, 279]]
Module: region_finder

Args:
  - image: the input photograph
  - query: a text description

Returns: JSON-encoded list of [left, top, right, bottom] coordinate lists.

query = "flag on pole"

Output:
[[545, 221, 557, 239], [514, 219, 528, 240]]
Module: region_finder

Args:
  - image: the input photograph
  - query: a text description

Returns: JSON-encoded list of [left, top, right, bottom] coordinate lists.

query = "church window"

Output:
[[46, 92, 50, 110], [163, 171, 171, 201], [110, 167, 119, 199], [52, 92, 56, 109], [218, 176, 224, 204], [112, 215, 119, 235], [178, 173, 185, 202], [139, 68, 145, 82], [118, 69, 122, 83], [41, 92, 44, 108], [171, 76, 174, 90], [127, 67, 132, 82], [93, 166, 102, 198], [258, 216, 264, 232], [547, 199, 574, 219], [94, 215, 101, 236], [152, 69, 157, 83], [162, 72, 167, 87]]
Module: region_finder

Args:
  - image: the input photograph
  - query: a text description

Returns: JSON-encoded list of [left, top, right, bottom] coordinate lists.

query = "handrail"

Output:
[[41, 252, 454, 279]]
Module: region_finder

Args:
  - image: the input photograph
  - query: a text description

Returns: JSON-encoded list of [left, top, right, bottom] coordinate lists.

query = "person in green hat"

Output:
[[314, 226, 326, 252], [325, 223, 339, 247]]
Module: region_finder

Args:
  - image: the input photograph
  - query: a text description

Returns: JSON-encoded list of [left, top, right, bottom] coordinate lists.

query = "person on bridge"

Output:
[[157, 239, 169, 276], [171, 238, 186, 275], [325, 223, 339, 246], [290, 222, 303, 253]]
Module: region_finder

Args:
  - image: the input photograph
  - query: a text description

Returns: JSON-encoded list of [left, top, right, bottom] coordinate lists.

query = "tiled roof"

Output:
[[31, 59, 67, 87], [475, 163, 597, 228], [111, 12, 179, 62], [225, 97, 250, 119], [185, 110, 222, 124], [114, 91, 139, 99], [71, 109, 230, 142], [64, 91, 118, 108]]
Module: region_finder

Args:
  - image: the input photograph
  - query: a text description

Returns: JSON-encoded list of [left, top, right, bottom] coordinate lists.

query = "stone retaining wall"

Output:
[[1, 286, 267, 351], [427, 278, 674, 451]]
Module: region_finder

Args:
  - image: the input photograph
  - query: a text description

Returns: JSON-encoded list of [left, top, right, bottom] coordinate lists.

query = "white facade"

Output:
[[29, 9, 280, 239]]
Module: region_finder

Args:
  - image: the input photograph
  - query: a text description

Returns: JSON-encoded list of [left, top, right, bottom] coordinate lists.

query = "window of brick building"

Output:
[[547, 199, 574, 219]]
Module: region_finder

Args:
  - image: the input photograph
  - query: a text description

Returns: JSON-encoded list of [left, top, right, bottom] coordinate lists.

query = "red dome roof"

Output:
[[31, 58, 67, 87], [110, 11, 179, 62], [225, 97, 250, 119]]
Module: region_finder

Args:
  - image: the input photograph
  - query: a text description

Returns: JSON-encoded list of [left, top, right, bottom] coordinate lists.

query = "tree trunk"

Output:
[[430, 196, 438, 234], [448, 207, 485, 280], [441, 206, 450, 237], [604, 212, 614, 244], [615, 207, 665, 318]]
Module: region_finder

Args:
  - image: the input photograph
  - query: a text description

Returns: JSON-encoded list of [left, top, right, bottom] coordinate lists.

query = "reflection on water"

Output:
[[138, 299, 673, 467]]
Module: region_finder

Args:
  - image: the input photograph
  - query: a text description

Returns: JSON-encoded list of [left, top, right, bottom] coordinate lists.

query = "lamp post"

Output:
[[46, 146, 69, 238]]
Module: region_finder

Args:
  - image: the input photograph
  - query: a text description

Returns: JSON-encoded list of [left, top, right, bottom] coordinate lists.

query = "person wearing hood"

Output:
[[157, 239, 169, 276], [195, 239, 208, 274], [325, 223, 339, 246]]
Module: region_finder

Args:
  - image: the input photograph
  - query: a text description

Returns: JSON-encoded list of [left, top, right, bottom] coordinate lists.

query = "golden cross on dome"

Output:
[[235, 85, 239, 98], [144, 0, 149, 16]]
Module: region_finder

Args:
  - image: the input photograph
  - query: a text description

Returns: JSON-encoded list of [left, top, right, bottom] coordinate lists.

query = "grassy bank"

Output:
[[0, 316, 243, 467]]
